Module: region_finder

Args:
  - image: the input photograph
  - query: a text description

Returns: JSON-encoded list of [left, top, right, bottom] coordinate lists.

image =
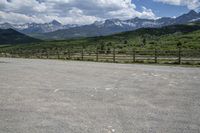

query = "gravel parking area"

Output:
[[0, 58, 200, 133]]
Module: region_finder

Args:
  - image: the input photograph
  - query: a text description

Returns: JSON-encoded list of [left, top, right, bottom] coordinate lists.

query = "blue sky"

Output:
[[134, 0, 190, 17], [0, 0, 200, 24]]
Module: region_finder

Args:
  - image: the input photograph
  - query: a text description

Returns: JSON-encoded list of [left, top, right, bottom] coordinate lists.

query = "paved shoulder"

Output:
[[0, 58, 200, 133]]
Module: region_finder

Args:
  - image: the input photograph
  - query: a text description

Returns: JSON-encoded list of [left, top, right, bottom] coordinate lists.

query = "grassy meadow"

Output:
[[0, 23, 200, 65]]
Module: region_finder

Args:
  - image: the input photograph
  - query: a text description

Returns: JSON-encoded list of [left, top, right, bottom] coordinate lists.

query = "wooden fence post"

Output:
[[178, 47, 181, 64], [39, 50, 42, 59], [113, 47, 116, 63], [57, 48, 60, 59], [37, 49, 40, 58], [29, 50, 31, 58], [19, 49, 22, 58], [10, 50, 13, 58], [4, 51, 7, 57], [155, 48, 158, 63], [132, 48, 136, 63], [34, 49, 36, 58], [81, 46, 84, 61], [68, 48, 71, 60], [46, 49, 49, 59], [96, 47, 99, 62]]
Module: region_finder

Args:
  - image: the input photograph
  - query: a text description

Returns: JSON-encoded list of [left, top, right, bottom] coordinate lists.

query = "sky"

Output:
[[0, 0, 200, 25]]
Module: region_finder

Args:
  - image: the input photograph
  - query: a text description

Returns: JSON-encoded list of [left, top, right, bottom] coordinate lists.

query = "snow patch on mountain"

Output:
[[190, 18, 200, 22]]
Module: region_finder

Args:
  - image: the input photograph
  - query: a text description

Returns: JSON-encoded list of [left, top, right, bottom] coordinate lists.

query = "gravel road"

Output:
[[0, 58, 200, 133]]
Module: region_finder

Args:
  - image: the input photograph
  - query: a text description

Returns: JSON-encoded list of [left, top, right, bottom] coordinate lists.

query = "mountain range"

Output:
[[0, 20, 78, 34], [0, 10, 200, 40]]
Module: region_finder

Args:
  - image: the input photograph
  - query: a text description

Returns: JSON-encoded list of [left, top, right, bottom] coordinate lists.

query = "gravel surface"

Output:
[[0, 58, 200, 133]]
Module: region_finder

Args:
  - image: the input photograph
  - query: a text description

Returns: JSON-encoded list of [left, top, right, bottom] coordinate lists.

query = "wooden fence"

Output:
[[0, 48, 200, 65]]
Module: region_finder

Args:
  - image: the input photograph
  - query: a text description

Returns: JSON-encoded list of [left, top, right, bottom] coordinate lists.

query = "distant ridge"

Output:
[[0, 20, 79, 34], [33, 10, 200, 40], [0, 28, 41, 45]]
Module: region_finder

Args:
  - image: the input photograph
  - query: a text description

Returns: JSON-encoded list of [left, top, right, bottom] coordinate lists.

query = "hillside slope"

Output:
[[1, 23, 200, 50], [0, 29, 41, 45]]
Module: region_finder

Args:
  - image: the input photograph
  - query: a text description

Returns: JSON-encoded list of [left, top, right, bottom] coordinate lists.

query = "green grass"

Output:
[[0, 45, 10, 48]]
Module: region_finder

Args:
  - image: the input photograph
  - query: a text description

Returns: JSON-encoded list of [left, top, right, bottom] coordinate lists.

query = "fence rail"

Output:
[[0, 48, 200, 65]]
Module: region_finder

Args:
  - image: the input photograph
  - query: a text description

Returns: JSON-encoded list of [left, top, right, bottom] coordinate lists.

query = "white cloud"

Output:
[[154, 0, 200, 9], [0, 0, 157, 24], [0, 11, 44, 24]]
